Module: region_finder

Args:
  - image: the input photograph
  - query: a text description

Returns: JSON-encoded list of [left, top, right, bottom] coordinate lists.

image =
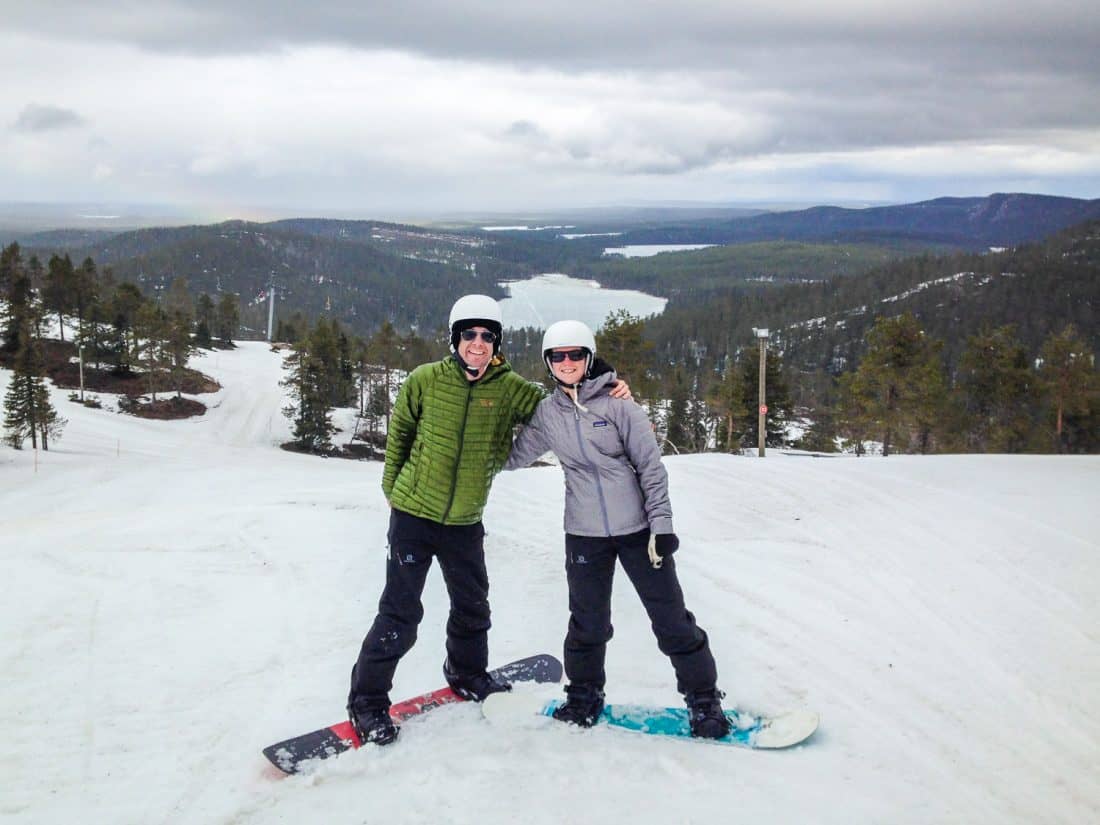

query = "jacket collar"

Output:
[[551, 369, 615, 409], [447, 352, 510, 384]]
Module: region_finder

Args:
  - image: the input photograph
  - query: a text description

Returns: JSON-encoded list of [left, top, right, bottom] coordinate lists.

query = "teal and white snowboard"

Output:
[[483, 693, 818, 749]]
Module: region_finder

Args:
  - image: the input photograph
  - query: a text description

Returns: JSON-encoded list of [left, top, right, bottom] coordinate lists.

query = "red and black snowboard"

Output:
[[263, 653, 563, 774]]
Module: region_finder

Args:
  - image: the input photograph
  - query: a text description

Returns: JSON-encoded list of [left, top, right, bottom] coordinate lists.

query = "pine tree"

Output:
[[3, 309, 65, 450], [194, 293, 215, 348], [743, 345, 796, 448], [72, 258, 100, 360], [839, 313, 946, 456], [706, 356, 748, 453], [686, 377, 711, 453], [1, 242, 17, 300], [215, 293, 240, 346], [357, 365, 390, 455], [134, 303, 171, 402], [1, 243, 31, 355], [107, 282, 145, 375], [78, 263, 113, 370], [798, 406, 841, 452], [4, 371, 35, 448], [596, 309, 654, 400], [835, 370, 873, 455], [44, 254, 76, 342], [26, 254, 45, 293], [663, 374, 691, 455], [275, 312, 307, 346], [794, 375, 841, 453], [281, 345, 336, 453], [1038, 325, 1096, 453], [365, 320, 401, 428], [955, 325, 1035, 453], [32, 369, 65, 451], [910, 350, 950, 454], [164, 278, 195, 398], [335, 325, 357, 407], [308, 319, 350, 407]]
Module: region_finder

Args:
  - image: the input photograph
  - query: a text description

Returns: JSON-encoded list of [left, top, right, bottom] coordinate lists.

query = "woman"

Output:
[[505, 320, 731, 738]]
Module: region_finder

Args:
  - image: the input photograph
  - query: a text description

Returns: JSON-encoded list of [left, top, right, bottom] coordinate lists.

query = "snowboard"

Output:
[[263, 653, 563, 774], [482, 692, 818, 749]]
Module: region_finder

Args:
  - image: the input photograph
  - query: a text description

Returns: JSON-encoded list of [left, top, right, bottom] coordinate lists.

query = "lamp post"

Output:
[[752, 328, 769, 457]]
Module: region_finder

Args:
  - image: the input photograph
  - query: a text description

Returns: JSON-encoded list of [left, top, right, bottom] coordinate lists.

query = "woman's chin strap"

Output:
[[560, 384, 589, 414]]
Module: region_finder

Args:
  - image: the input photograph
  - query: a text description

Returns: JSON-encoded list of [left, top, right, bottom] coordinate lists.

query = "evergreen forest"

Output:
[[3, 193, 1097, 456]]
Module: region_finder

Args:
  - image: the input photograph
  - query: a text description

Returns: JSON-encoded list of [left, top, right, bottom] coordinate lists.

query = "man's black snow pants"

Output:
[[349, 509, 491, 710], [564, 529, 718, 695]]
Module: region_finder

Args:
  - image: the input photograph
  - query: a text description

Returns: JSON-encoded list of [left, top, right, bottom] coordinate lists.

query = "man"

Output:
[[348, 295, 631, 745]]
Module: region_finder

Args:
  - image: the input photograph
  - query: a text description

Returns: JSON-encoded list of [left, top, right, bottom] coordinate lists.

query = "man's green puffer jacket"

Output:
[[383, 355, 545, 525]]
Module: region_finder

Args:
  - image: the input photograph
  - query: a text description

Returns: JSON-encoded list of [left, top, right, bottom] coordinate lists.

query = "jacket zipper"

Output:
[[572, 404, 612, 536], [441, 380, 474, 523]]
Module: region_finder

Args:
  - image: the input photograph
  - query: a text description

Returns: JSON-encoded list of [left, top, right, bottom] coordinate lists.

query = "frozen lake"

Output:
[[497, 273, 667, 331], [603, 244, 716, 257]]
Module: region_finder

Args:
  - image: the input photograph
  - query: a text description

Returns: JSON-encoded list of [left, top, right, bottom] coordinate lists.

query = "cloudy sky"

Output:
[[2, 0, 1098, 218]]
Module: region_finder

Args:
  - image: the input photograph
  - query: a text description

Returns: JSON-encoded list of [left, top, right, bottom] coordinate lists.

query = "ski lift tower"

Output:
[[752, 327, 769, 457], [266, 274, 276, 342]]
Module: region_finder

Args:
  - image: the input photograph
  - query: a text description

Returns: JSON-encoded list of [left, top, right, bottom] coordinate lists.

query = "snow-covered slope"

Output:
[[1, 343, 1097, 824]]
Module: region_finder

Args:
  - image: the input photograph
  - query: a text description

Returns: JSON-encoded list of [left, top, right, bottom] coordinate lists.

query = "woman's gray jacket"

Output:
[[504, 371, 674, 538]]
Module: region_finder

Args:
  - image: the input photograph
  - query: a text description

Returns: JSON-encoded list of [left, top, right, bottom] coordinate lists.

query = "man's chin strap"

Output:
[[454, 351, 481, 377], [454, 351, 500, 378]]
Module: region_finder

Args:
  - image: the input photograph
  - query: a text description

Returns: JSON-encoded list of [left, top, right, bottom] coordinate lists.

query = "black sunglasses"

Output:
[[548, 349, 588, 363], [460, 329, 497, 344]]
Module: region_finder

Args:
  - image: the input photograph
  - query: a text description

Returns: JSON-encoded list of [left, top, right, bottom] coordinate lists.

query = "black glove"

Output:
[[655, 533, 679, 557]]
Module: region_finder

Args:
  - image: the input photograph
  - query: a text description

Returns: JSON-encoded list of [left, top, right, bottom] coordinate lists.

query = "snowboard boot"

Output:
[[685, 688, 732, 739], [551, 683, 606, 728], [443, 658, 512, 702], [348, 702, 399, 746]]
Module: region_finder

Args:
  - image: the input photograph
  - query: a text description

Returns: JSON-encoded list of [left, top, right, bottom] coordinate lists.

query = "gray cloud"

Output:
[[5, 1, 1096, 72], [504, 120, 543, 139], [13, 103, 86, 132], [0, 2, 1096, 211], [6, 2, 1097, 153]]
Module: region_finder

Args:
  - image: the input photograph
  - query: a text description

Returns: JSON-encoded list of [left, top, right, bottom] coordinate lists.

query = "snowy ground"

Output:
[[1, 342, 1098, 825]]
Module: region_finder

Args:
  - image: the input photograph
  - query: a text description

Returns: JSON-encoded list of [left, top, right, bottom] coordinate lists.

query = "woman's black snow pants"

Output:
[[563, 528, 718, 695]]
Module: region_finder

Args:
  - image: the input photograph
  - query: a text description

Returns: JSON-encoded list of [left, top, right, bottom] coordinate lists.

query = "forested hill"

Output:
[[27, 221, 502, 335], [642, 219, 1100, 376], [17, 218, 605, 335], [615, 193, 1100, 249], [11, 195, 1099, 356], [8, 228, 120, 248]]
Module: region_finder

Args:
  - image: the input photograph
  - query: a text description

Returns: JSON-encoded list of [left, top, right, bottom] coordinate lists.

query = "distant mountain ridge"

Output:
[[639, 217, 1100, 377], [10, 193, 1098, 346], [616, 193, 1100, 248]]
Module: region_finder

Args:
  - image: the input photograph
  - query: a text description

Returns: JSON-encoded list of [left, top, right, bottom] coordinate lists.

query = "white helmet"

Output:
[[542, 320, 596, 355], [542, 320, 596, 383], [448, 294, 503, 353]]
